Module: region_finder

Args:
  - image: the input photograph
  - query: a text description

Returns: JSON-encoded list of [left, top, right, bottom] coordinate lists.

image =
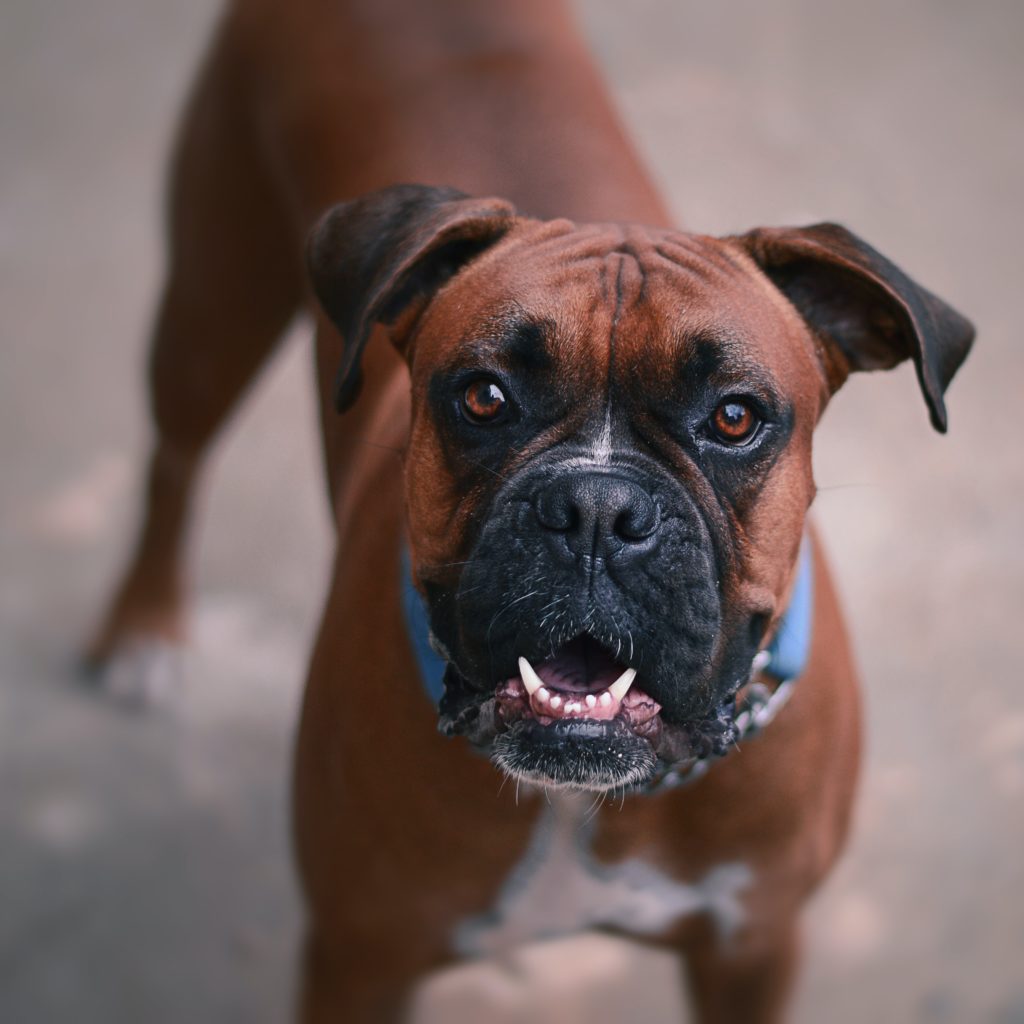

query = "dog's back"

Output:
[[218, 0, 668, 226]]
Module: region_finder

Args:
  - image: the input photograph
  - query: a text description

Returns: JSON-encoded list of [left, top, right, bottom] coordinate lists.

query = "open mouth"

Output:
[[495, 635, 662, 734], [438, 633, 742, 793], [491, 636, 664, 790]]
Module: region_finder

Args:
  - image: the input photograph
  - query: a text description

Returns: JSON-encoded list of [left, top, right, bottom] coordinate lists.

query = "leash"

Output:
[[400, 541, 813, 791]]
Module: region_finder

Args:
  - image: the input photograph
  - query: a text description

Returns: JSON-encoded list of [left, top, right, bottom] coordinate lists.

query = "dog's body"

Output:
[[89, 1, 972, 1021]]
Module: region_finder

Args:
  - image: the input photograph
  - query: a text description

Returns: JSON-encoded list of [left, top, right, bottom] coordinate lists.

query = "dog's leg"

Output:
[[681, 921, 801, 1024], [298, 929, 440, 1024], [85, 25, 304, 698]]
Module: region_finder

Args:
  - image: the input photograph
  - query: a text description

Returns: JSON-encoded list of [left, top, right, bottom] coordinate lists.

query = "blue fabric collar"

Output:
[[760, 539, 814, 683], [400, 547, 449, 706], [400, 539, 813, 709]]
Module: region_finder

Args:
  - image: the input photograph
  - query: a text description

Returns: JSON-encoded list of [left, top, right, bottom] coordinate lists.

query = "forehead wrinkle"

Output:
[[652, 236, 748, 288], [607, 248, 646, 310], [505, 221, 629, 266]]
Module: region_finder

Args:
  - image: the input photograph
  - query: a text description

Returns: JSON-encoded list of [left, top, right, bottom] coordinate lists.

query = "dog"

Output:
[[87, 0, 975, 1020]]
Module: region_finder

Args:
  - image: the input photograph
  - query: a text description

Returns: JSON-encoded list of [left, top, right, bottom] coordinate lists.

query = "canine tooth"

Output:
[[537, 687, 550, 703], [608, 668, 637, 701], [549, 694, 562, 710], [585, 694, 597, 709], [599, 692, 613, 707], [519, 657, 544, 696]]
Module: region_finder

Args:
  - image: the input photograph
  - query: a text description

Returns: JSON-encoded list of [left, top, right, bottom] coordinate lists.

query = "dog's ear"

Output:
[[734, 223, 974, 432], [307, 184, 517, 411]]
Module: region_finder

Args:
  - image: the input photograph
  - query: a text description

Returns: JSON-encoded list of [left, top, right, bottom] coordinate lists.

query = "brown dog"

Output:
[[88, 0, 974, 1020]]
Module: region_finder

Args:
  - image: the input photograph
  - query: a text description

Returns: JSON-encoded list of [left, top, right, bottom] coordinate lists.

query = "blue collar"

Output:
[[400, 547, 449, 706], [400, 540, 813, 709], [758, 538, 814, 684]]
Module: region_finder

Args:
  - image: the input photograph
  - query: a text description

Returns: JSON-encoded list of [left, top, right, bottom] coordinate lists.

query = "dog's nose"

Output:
[[535, 472, 659, 561]]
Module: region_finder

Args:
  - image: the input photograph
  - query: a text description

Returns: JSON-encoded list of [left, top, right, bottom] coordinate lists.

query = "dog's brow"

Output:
[[462, 317, 554, 372], [679, 333, 780, 395], [500, 318, 554, 371]]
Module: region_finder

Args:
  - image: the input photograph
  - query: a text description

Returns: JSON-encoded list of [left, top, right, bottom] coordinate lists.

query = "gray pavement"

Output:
[[2, 1, 1022, 1021]]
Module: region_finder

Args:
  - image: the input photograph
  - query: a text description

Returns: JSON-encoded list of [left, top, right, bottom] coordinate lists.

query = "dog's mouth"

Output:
[[439, 637, 741, 794], [494, 635, 662, 735], [485, 635, 668, 791]]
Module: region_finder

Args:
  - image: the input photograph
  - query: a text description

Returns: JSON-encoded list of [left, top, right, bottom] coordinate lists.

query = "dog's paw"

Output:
[[80, 637, 185, 710]]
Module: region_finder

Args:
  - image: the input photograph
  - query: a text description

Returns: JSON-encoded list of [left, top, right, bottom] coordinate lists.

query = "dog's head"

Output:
[[309, 184, 973, 792]]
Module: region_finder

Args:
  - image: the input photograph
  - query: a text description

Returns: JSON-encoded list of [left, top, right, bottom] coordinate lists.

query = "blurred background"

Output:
[[2, 0, 1021, 1021]]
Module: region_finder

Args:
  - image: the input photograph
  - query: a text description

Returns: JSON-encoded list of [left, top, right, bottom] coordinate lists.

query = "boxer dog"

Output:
[[87, 0, 974, 1020]]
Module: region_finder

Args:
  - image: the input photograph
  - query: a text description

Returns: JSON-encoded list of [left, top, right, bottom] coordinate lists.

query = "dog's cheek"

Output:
[[404, 428, 482, 575], [739, 448, 815, 590]]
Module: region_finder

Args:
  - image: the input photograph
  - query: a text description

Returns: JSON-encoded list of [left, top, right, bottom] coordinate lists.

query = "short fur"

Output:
[[89, 1, 973, 1021]]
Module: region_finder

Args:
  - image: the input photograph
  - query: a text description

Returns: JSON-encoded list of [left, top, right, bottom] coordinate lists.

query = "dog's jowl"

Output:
[[91, 1, 974, 1021]]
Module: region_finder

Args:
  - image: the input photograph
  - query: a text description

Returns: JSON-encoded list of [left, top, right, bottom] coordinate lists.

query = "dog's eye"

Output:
[[461, 378, 508, 423], [709, 398, 760, 445]]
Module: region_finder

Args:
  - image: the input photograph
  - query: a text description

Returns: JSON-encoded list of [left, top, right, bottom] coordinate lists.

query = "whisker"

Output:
[[419, 559, 476, 572], [357, 438, 406, 458], [816, 482, 874, 493]]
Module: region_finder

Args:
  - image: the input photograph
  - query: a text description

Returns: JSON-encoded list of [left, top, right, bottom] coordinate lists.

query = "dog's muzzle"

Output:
[[417, 453, 743, 791]]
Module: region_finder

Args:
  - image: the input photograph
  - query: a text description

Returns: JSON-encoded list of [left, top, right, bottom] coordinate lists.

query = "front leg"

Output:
[[299, 926, 448, 1024], [681, 920, 801, 1024]]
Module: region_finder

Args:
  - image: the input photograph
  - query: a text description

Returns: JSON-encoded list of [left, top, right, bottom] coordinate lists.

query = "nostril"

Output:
[[615, 498, 659, 541], [535, 482, 577, 532]]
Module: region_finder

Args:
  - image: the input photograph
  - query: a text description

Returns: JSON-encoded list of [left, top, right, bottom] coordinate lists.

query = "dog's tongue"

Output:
[[531, 635, 623, 693]]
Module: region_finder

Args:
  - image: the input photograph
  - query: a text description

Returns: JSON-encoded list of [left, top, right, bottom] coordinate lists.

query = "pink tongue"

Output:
[[534, 636, 623, 693]]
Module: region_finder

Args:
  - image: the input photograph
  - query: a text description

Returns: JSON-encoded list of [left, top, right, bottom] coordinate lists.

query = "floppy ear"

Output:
[[734, 223, 975, 432], [307, 184, 517, 411]]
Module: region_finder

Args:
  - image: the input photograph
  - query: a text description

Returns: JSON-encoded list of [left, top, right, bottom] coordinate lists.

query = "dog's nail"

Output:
[[518, 656, 544, 696], [608, 668, 636, 701]]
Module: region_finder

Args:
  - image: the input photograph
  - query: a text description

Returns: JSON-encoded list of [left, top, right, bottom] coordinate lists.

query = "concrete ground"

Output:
[[2, 0, 1021, 1021]]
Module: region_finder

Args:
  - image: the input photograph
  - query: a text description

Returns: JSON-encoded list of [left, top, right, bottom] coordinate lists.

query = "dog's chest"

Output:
[[454, 793, 751, 957]]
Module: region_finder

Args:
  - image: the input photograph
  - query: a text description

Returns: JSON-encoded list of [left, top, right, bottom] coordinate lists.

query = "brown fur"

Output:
[[89, 1, 972, 1021]]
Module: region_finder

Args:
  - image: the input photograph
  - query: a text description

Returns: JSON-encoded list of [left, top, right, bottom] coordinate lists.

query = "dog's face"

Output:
[[405, 221, 822, 788], [309, 185, 973, 792]]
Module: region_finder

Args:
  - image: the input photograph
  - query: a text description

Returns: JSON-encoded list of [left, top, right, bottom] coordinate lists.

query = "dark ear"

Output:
[[734, 223, 975, 432], [307, 184, 517, 411]]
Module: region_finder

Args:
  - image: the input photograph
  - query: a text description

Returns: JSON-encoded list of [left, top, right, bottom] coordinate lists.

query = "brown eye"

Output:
[[710, 399, 760, 445], [461, 379, 508, 423]]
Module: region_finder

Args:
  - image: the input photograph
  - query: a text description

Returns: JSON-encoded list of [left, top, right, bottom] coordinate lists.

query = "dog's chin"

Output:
[[493, 718, 658, 791]]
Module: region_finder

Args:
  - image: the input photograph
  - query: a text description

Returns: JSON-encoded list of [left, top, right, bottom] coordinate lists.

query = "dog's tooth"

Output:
[[567, 701, 581, 713], [607, 668, 637, 701], [519, 656, 544, 696], [537, 687, 550, 703], [548, 694, 562, 710], [599, 692, 613, 707], [585, 694, 597, 709]]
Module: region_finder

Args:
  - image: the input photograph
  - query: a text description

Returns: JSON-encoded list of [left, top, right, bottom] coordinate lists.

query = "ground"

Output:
[[2, 0, 1022, 1021]]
